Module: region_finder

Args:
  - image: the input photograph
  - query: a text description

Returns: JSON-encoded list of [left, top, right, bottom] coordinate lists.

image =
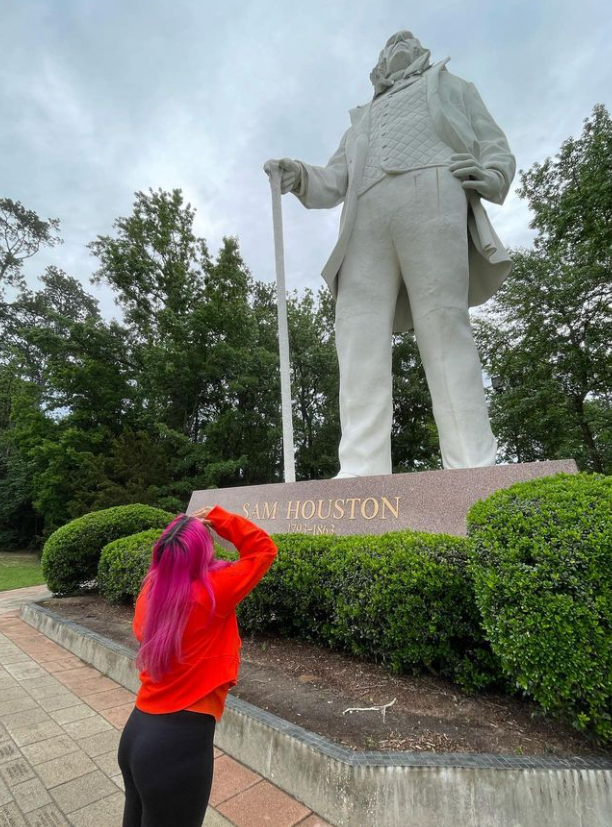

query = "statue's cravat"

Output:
[[373, 49, 432, 98]]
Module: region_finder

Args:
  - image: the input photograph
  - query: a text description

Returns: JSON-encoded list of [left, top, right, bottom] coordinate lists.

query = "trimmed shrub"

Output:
[[239, 531, 503, 692], [98, 529, 164, 604], [467, 472, 612, 741], [100, 526, 502, 692], [42, 505, 173, 595], [234, 534, 335, 641]]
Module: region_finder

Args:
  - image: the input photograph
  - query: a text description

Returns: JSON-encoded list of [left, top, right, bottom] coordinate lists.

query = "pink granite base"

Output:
[[187, 459, 578, 538]]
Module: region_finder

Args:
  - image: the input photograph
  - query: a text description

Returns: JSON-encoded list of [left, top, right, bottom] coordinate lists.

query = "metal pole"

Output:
[[268, 163, 296, 483]]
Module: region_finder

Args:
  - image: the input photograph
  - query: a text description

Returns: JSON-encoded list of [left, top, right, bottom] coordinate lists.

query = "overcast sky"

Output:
[[2, 0, 611, 318]]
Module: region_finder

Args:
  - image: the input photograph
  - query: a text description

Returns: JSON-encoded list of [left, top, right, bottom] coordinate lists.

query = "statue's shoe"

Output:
[[332, 471, 359, 479]]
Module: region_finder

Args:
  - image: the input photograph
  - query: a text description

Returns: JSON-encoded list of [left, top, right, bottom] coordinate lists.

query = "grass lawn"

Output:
[[0, 552, 47, 592]]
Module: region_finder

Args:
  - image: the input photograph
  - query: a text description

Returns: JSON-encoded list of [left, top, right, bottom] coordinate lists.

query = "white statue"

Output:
[[265, 31, 515, 477]]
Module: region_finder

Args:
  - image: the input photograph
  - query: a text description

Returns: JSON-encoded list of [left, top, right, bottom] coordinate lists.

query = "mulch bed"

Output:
[[39, 595, 610, 757]]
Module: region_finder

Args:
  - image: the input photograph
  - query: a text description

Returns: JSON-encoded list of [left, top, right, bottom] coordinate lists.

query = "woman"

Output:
[[118, 504, 277, 827]]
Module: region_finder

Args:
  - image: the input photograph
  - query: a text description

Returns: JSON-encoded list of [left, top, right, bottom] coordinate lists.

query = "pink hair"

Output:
[[135, 514, 232, 682]]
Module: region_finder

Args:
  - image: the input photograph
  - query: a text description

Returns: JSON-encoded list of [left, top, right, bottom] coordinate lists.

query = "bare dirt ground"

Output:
[[40, 595, 610, 757]]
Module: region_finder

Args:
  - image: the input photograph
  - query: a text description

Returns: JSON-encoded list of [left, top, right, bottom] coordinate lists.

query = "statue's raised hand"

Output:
[[449, 153, 503, 201], [263, 158, 302, 194]]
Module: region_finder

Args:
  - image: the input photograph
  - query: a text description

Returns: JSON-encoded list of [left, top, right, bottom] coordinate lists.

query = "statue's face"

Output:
[[379, 30, 425, 77]]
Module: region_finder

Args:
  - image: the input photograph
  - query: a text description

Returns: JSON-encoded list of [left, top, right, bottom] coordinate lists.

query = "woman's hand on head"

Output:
[[191, 506, 215, 527]]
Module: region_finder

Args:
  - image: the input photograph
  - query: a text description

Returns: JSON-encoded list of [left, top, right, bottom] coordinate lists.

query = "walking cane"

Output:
[[267, 162, 296, 483]]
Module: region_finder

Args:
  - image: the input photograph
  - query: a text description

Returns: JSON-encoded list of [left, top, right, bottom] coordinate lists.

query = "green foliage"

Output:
[[467, 472, 612, 741], [392, 332, 441, 471], [238, 531, 502, 693], [0, 191, 285, 543], [89, 191, 284, 492], [41, 505, 173, 595], [519, 104, 612, 263], [288, 289, 341, 479], [476, 105, 612, 473], [0, 198, 61, 293], [0, 369, 38, 549], [98, 529, 164, 604]]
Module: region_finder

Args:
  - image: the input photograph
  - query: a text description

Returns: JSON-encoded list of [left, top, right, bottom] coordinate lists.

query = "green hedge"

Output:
[[99, 526, 502, 693], [467, 472, 612, 742], [98, 529, 165, 605], [42, 505, 173, 595], [238, 532, 503, 693]]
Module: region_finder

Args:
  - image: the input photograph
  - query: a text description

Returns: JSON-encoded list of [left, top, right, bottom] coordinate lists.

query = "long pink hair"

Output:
[[135, 514, 232, 682]]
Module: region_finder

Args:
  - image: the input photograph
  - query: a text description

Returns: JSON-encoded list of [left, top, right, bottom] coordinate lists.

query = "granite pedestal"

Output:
[[188, 459, 578, 538]]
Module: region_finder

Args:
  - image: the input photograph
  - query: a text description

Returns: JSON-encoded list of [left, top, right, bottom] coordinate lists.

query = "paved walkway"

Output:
[[0, 587, 332, 827], [0, 585, 53, 616]]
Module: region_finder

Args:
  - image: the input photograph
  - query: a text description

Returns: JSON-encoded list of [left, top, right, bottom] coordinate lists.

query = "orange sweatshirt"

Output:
[[132, 506, 277, 718]]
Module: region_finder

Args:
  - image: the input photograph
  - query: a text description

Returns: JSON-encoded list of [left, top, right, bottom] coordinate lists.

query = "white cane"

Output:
[[268, 162, 296, 483]]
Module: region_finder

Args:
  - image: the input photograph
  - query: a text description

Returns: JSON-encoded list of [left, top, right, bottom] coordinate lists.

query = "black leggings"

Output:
[[118, 706, 216, 827]]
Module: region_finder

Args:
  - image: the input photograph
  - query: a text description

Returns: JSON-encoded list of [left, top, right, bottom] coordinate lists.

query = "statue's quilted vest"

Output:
[[359, 76, 453, 196]]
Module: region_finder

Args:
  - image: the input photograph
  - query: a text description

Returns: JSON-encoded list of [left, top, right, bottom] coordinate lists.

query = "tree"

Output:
[[0, 368, 39, 548], [0, 267, 136, 534], [89, 188, 207, 335], [519, 104, 612, 266], [287, 288, 340, 479], [0, 199, 61, 292], [391, 333, 441, 471], [190, 236, 281, 488], [476, 105, 612, 472], [90, 190, 282, 493], [0, 201, 61, 545]]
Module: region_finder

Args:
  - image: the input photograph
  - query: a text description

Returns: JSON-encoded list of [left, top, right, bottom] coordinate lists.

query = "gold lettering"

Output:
[[255, 496, 398, 523], [262, 502, 278, 520], [286, 522, 337, 536], [361, 497, 379, 520], [242, 503, 250, 518], [381, 496, 400, 519]]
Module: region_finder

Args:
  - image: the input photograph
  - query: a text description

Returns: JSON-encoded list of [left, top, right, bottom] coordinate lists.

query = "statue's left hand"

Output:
[[263, 158, 302, 194], [449, 153, 502, 201]]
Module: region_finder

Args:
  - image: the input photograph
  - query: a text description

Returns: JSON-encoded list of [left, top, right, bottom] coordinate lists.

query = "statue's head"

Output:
[[370, 31, 429, 92]]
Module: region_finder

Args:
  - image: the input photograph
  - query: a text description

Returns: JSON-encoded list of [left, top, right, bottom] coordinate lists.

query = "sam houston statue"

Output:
[[265, 30, 515, 477]]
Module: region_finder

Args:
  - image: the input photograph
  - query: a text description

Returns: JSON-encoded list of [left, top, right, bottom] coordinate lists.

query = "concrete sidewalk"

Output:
[[0, 585, 53, 615], [0, 587, 332, 827]]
